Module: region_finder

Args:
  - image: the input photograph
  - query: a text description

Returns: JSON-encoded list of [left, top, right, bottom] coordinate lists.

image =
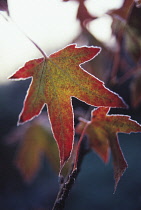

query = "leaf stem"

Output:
[[52, 125, 90, 210], [2, 14, 48, 59], [73, 122, 89, 170]]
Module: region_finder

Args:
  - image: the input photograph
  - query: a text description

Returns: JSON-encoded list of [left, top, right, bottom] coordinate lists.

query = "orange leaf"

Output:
[[9, 44, 126, 170], [15, 121, 59, 181], [76, 107, 141, 191]]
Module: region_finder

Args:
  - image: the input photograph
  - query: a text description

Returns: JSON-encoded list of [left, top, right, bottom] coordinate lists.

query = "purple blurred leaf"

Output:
[[0, 0, 9, 15]]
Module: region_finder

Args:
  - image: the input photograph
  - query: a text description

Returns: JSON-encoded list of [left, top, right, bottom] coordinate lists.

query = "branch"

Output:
[[52, 169, 77, 210], [52, 137, 90, 210]]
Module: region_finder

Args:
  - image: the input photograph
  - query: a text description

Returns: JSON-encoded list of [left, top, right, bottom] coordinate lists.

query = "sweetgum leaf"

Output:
[[9, 44, 126, 169], [76, 107, 141, 191]]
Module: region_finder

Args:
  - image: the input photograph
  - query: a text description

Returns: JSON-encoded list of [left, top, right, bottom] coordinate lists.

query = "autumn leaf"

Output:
[[9, 44, 126, 170], [15, 121, 59, 181], [5, 115, 60, 181], [76, 107, 141, 191], [6, 115, 72, 181]]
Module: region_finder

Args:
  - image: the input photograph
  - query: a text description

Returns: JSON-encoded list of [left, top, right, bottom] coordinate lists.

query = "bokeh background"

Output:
[[0, 0, 141, 209]]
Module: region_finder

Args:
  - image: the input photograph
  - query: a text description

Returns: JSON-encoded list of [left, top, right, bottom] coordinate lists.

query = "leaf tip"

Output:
[[113, 161, 128, 194], [113, 92, 128, 109], [103, 151, 110, 164], [86, 45, 102, 60], [8, 73, 21, 80], [8, 75, 16, 80], [121, 99, 128, 109], [18, 115, 26, 126]]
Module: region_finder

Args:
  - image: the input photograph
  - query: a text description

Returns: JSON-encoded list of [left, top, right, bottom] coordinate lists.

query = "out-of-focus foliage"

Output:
[[0, 0, 9, 15], [6, 114, 60, 181]]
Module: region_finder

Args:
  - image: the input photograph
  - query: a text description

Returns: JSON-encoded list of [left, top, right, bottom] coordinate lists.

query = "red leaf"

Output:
[[76, 107, 141, 191], [9, 44, 126, 170]]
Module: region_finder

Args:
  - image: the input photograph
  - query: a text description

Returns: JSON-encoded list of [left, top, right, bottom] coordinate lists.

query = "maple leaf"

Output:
[[9, 44, 126, 170], [76, 107, 141, 191]]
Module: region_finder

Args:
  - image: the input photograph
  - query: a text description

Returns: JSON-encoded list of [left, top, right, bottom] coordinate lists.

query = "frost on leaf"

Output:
[[76, 107, 141, 191], [9, 44, 126, 170]]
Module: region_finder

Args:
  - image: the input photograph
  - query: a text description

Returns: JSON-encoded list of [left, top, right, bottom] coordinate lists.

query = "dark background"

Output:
[[0, 79, 141, 210]]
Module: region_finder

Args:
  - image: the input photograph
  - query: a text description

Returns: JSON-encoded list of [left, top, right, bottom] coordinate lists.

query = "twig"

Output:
[[52, 169, 77, 210], [52, 135, 90, 210]]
